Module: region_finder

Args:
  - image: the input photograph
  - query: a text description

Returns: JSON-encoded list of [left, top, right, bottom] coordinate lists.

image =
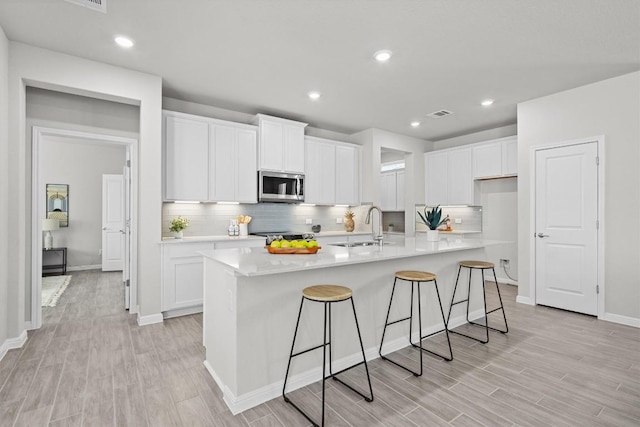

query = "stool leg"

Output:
[[466, 266, 473, 324], [321, 302, 328, 427], [448, 267, 489, 344], [480, 269, 490, 342], [493, 268, 509, 333], [349, 297, 374, 402], [413, 280, 454, 362], [379, 278, 398, 358], [446, 265, 463, 327], [283, 296, 305, 399], [380, 279, 422, 376], [408, 281, 424, 375]]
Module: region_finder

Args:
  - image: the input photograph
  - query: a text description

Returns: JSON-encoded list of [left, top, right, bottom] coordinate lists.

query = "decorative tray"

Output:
[[265, 246, 321, 255]]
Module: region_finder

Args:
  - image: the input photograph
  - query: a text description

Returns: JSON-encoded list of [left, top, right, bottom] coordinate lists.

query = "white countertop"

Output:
[[201, 236, 505, 277]]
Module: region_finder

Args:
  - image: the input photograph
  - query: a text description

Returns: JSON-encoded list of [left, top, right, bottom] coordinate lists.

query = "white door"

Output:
[[535, 142, 598, 315], [102, 174, 124, 271]]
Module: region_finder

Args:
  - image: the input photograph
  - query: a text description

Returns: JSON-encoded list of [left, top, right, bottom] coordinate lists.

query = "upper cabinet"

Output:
[[305, 136, 359, 206], [424, 147, 473, 206], [473, 136, 517, 179], [254, 114, 307, 173], [380, 170, 405, 211], [164, 114, 209, 201], [163, 110, 258, 203]]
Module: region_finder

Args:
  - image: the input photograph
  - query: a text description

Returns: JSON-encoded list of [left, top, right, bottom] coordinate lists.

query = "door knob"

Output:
[[537, 233, 549, 238], [102, 227, 107, 230]]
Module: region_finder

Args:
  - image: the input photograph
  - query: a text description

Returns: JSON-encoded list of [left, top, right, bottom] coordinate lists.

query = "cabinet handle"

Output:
[[537, 233, 549, 238]]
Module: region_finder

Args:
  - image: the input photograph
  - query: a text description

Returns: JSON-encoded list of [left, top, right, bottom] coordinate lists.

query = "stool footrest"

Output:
[[291, 343, 325, 358], [486, 307, 504, 315], [385, 316, 412, 327], [450, 299, 469, 306]]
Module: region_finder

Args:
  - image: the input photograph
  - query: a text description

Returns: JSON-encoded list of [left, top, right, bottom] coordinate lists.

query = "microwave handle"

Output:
[[295, 177, 301, 198]]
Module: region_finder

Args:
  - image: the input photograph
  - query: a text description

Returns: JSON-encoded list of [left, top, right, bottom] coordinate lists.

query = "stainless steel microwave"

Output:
[[258, 171, 304, 203]]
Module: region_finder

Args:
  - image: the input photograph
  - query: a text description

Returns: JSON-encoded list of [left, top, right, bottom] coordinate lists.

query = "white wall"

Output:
[[39, 139, 126, 268], [8, 42, 162, 334], [433, 124, 517, 150], [518, 71, 640, 320], [0, 24, 9, 350]]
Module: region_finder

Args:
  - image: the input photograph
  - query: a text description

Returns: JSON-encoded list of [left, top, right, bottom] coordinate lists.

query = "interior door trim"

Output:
[[528, 135, 605, 319]]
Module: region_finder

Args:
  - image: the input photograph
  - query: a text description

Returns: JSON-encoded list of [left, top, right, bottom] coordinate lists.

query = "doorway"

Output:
[[31, 127, 138, 330], [531, 137, 604, 317]]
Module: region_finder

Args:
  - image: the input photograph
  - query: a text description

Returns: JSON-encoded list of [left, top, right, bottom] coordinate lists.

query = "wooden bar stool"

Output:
[[282, 285, 374, 427], [446, 261, 508, 344], [378, 271, 453, 377]]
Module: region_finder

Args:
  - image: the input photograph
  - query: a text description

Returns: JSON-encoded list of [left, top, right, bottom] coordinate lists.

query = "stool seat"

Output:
[[459, 260, 494, 269], [395, 270, 436, 282], [303, 285, 352, 302]]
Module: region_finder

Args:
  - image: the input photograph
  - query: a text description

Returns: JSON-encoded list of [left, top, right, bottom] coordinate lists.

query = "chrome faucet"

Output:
[[365, 205, 384, 246]]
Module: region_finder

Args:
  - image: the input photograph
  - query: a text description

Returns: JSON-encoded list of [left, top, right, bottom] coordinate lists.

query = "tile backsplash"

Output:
[[162, 203, 374, 237], [414, 205, 482, 232]]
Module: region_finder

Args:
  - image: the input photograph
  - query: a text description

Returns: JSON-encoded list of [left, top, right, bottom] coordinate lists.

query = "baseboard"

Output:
[[24, 321, 33, 331], [205, 309, 485, 415], [137, 313, 164, 326], [163, 305, 203, 319], [67, 264, 102, 272], [495, 276, 518, 286], [601, 312, 640, 328], [0, 330, 28, 362], [516, 295, 533, 305]]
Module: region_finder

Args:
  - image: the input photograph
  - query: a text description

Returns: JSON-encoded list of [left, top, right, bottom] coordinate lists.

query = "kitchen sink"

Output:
[[329, 241, 391, 247]]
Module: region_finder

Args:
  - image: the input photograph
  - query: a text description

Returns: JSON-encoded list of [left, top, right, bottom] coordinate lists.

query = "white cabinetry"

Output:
[[162, 238, 265, 316], [305, 137, 359, 206], [162, 242, 212, 313], [164, 115, 209, 201], [209, 124, 258, 203], [164, 111, 258, 203], [424, 147, 473, 206], [473, 136, 517, 179], [255, 114, 307, 173], [380, 170, 405, 211]]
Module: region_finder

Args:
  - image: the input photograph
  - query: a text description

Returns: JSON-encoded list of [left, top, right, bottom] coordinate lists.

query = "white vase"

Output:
[[426, 229, 439, 242], [174, 230, 183, 239]]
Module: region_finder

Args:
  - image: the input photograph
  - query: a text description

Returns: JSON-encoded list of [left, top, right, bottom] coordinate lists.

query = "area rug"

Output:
[[42, 275, 72, 307]]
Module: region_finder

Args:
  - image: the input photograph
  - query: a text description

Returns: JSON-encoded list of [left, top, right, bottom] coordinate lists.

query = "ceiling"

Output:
[[0, 0, 638, 141]]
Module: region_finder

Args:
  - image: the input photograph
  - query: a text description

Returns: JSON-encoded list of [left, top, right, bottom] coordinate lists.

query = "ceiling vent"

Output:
[[426, 109, 453, 119], [65, 0, 106, 13]]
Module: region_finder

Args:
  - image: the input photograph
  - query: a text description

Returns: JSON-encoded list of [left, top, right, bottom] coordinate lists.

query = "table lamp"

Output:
[[42, 218, 60, 250]]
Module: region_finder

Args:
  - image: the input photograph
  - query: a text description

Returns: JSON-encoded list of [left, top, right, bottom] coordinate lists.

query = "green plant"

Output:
[[170, 216, 190, 232], [417, 206, 446, 230]]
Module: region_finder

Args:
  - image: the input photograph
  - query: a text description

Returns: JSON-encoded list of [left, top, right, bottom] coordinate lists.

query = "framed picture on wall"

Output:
[[46, 183, 69, 227]]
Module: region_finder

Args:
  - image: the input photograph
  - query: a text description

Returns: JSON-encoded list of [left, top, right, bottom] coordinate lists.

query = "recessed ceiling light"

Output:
[[481, 99, 494, 107], [308, 91, 321, 100], [410, 121, 421, 127], [114, 36, 134, 48], [374, 50, 392, 62]]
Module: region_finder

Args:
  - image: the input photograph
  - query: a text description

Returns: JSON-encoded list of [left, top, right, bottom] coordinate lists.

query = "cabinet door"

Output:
[[209, 124, 236, 201], [335, 145, 358, 205], [425, 151, 448, 205], [165, 116, 209, 201], [396, 170, 405, 211], [259, 120, 284, 171], [448, 148, 474, 205], [162, 243, 212, 311], [305, 140, 336, 205], [283, 125, 305, 173], [380, 172, 396, 211], [236, 128, 258, 202], [502, 138, 518, 176], [473, 142, 502, 179]]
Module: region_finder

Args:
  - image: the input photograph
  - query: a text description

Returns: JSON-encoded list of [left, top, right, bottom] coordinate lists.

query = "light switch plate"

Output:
[[305, 218, 313, 224], [454, 218, 462, 224], [336, 217, 343, 224]]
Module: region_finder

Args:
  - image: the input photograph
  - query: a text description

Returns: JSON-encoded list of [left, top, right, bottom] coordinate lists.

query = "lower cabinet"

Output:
[[161, 239, 265, 316]]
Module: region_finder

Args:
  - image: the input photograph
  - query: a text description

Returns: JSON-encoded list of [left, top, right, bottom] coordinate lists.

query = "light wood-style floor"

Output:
[[0, 270, 638, 426]]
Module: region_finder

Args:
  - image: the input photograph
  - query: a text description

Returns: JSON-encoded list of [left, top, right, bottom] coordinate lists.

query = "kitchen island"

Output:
[[201, 236, 503, 414]]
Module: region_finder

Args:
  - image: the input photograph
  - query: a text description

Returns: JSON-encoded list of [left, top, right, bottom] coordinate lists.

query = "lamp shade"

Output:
[[42, 218, 60, 231]]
